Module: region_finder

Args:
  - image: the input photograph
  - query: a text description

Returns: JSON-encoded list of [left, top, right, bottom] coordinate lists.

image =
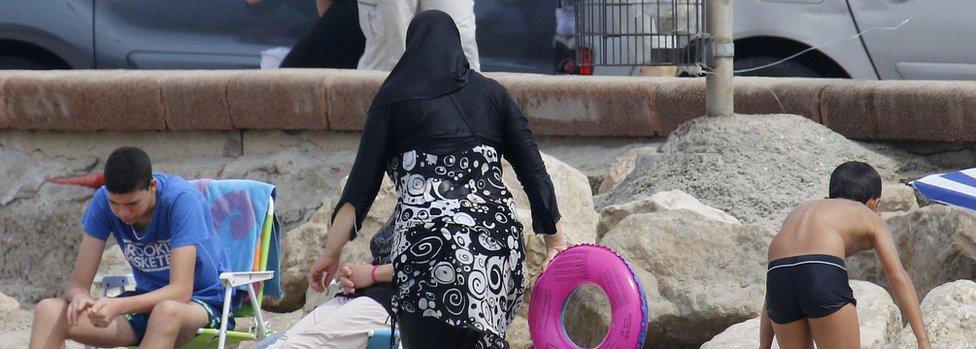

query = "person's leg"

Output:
[[30, 298, 139, 349], [807, 304, 860, 349], [770, 319, 814, 349], [398, 311, 490, 349], [397, 311, 460, 349], [281, 0, 365, 68], [139, 300, 211, 349], [30, 298, 71, 349], [271, 297, 348, 346], [357, 0, 416, 70], [455, 326, 490, 349], [420, 0, 480, 70], [356, 0, 383, 70], [796, 258, 859, 349], [272, 297, 390, 349]]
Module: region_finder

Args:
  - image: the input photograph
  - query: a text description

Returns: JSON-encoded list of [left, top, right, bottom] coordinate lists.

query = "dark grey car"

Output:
[[0, 0, 559, 73]]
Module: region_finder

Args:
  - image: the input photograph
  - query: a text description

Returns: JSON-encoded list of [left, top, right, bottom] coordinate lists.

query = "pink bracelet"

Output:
[[370, 265, 380, 283]]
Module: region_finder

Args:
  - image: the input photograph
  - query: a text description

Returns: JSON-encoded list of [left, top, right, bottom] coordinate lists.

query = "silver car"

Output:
[[734, 0, 976, 80], [1, 1, 973, 79]]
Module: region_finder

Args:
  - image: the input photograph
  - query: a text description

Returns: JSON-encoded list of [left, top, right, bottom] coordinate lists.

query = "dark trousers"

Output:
[[396, 311, 483, 349], [280, 0, 365, 68]]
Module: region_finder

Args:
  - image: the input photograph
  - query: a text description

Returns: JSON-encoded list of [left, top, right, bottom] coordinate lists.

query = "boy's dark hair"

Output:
[[828, 161, 882, 204], [104, 146, 153, 194]]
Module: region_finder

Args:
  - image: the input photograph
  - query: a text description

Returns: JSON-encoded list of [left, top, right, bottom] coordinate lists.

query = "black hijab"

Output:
[[369, 10, 471, 111]]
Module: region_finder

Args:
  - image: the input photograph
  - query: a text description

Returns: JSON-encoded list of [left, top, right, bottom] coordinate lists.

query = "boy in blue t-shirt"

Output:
[[30, 147, 233, 348]]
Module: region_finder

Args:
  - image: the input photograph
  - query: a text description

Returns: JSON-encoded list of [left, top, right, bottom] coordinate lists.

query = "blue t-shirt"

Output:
[[82, 173, 231, 306]]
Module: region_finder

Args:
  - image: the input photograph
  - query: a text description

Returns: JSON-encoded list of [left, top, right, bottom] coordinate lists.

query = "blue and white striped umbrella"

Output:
[[911, 169, 976, 210]]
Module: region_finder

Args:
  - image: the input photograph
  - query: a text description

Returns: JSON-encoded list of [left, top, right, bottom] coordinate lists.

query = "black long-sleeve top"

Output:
[[332, 73, 561, 240]]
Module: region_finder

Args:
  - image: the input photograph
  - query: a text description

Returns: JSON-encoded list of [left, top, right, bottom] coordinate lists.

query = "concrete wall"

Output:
[[2, 69, 975, 142]]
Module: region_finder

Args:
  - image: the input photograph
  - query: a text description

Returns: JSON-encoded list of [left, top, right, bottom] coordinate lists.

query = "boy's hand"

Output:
[[87, 298, 123, 328], [338, 264, 374, 294], [66, 295, 95, 326]]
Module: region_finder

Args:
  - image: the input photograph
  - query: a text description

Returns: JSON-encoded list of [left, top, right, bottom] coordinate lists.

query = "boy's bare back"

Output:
[[768, 198, 881, 261], [760, 161, 929, 348]]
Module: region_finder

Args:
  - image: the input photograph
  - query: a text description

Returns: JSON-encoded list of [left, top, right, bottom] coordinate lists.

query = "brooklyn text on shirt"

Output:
[[121, 238, 174, 272]]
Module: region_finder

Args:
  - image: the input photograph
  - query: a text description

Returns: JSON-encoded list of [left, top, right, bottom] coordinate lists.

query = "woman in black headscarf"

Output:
[[306, 10, 567, 348]]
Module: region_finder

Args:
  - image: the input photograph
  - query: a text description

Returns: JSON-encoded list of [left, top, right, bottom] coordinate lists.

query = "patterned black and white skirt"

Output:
[[389, 144, 525, 348]]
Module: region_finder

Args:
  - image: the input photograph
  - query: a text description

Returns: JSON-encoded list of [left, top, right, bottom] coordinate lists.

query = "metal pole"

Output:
[[706, 0, 733, 117]]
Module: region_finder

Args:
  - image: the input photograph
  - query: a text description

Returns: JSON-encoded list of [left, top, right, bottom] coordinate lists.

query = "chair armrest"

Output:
[[219, 271, 274, 287]]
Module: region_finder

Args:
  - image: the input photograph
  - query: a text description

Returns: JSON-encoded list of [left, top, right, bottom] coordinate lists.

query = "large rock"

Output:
[[509, 153, 599, 304], [853, 280, 903, 348], [269, 215, 329, 312], [265, 175, 397, 312], [879, 182, 919, 213], [579, 210, 774, 348], [505, 312, 533, 349], [0, 292, 19, 311], [268, 152, 598, 314], [596, 190, 739, 240], [97, 246, 130, 277], [700, 317, 773, 349], [150, 145, 357, 233], [599, 114, 917, 226], [701, 281, 901, 349], [195, 147, 356, 231], [499, 153, 600, 346], [532, 138, 662, 194], [889, 280, 976, 348], [0, 149, 78, 206], [848, 205, 976, 299], [596, 145, 658, 195], [0, 150, 95, 304]]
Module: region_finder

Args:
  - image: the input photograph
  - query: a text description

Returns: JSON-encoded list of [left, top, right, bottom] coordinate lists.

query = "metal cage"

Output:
[[574, 0, 708, 71]]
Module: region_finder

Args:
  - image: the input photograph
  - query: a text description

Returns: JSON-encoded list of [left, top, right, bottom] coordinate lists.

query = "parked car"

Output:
[[0, 0, 559, 73], [582, 0, 976, 80], [2, 1, 973, 80], [734, 0, 976, 80]]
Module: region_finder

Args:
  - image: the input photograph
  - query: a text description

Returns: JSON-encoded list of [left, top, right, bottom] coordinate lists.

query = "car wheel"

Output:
[[0, 55, 50, 69], [734, 55, 822, 78]]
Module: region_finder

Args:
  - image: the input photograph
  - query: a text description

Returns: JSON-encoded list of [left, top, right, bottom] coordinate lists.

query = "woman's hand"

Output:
[[542, 232, 568, 272], [309, 203, 358, 293], [338, 264, 376, 294], [307, 253, 340, 293]]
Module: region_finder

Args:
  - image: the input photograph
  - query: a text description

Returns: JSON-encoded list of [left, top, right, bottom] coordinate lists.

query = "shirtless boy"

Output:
[[760, 161, 930, 349]]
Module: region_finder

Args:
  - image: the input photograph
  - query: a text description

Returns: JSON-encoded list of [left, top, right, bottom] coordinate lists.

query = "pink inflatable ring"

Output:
[[529, 243, 649, 348]]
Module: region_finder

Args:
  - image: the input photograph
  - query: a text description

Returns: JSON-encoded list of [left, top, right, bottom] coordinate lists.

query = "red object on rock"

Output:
[[46, 172, 105, 188]]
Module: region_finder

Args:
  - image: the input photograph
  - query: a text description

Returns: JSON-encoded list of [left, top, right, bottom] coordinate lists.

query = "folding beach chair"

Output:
[[93, 179, 280, 349]]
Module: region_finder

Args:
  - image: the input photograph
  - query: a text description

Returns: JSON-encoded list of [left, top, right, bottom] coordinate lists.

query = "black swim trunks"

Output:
[[765, 254, 857, 324]]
